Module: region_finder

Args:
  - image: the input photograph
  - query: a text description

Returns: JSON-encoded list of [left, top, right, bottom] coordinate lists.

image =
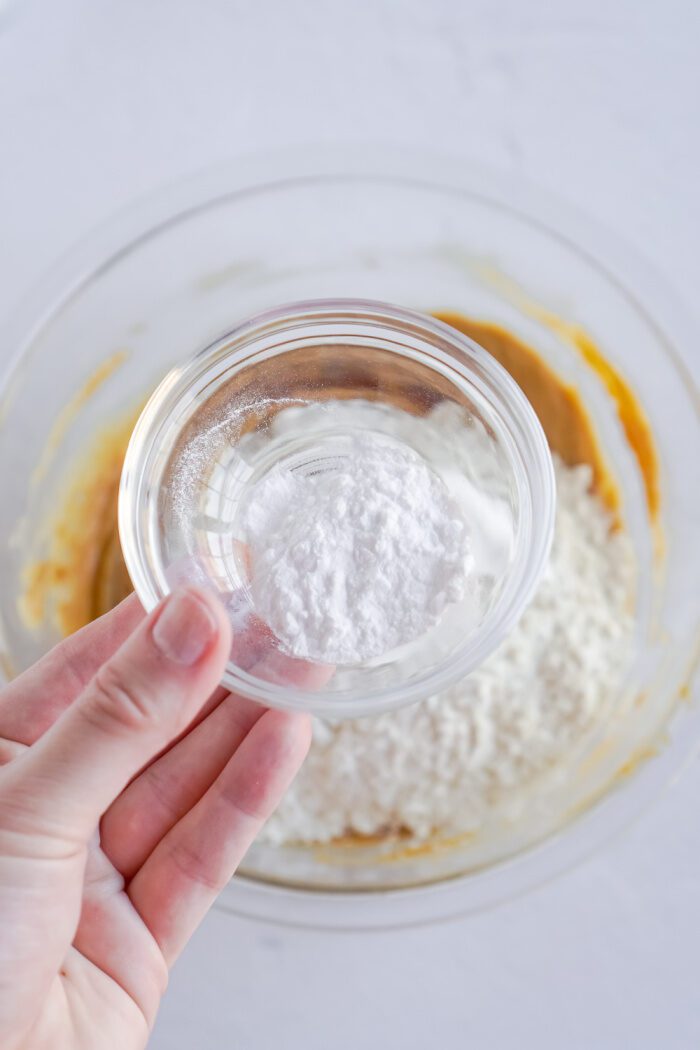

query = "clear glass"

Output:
[[0, 148, 697, 925], [120, 298, 554, 717]]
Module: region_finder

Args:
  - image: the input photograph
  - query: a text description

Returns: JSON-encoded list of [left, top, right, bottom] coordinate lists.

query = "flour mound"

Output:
[[261, 457, 636, 844]]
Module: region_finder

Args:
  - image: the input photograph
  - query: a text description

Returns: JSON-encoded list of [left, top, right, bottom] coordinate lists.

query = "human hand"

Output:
[[0, 588, 313, 1050]]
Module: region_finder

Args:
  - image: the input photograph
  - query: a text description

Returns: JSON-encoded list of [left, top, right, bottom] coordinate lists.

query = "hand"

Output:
[[0, 588, 314, 1050]]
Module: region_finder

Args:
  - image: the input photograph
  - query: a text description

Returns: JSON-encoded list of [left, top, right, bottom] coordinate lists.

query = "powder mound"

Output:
[[242, 434, 472, 664]]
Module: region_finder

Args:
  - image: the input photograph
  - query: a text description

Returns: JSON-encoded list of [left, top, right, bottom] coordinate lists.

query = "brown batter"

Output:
[[20, 415, 135, 635], [20, 312, 658, 637], [435, 314, 622, 517]]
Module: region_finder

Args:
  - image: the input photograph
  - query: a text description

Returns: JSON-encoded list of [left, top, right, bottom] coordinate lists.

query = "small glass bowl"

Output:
[[119, 298, 555, 717]]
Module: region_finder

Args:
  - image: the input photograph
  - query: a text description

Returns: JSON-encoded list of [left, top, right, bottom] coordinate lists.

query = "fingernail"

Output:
[[152, 588, 218, 665]]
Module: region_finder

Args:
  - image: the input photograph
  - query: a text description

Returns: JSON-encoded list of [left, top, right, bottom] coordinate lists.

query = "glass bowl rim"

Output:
[[118, 296, 555, 717]]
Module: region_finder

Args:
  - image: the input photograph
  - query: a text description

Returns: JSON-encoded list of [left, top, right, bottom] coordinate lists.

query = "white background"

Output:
[[1, 1, 699, 1047]]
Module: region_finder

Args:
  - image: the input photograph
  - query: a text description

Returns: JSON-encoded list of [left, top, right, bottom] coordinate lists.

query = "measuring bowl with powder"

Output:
[[119, 299, 555, 717]]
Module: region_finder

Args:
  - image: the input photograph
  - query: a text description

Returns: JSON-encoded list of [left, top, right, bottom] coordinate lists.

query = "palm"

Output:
[[0, 596, 312, 1050], [30, 841, 161, 1050]]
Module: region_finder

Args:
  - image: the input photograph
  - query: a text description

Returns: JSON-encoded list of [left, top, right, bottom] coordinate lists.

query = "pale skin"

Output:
[[0, 587, 321, 1050]]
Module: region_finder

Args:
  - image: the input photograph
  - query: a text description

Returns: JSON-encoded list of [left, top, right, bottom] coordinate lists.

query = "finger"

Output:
[[128, 683, 230, 779], [0, 587, 231, 846], [125, 588, 327, 769], [100, 648, 332, 878], [100, 691, 265, 878], [128, 708, 311, 964], [0, 738, 26, 766], [0, 593, 145, 745], [72, 845, 168, 1031]]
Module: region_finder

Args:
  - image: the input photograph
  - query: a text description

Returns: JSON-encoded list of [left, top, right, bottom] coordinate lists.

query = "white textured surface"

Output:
[[264, 456, 635, 845], [1, 2, 699, 1048], [242, 426, 472, 664]]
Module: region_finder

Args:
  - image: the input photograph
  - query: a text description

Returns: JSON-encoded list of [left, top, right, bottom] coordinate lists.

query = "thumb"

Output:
[[2, 587, 231, 846]]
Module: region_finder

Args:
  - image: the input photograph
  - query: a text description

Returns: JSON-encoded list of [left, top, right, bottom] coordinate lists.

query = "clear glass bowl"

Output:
[[120, 297, 554, 717], [0, 148, 697, 926]]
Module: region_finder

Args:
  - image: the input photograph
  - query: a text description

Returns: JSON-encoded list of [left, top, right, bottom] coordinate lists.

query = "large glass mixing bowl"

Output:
[[0, 148, 697, 928]]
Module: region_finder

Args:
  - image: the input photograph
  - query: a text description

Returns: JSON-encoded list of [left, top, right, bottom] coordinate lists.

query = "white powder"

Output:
[[261, 455, 636, 845], [241, 434, 473, 664], [171, 393, 635, 845]]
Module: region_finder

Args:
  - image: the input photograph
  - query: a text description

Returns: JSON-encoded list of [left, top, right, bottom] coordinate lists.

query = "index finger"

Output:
[[0, 593, 145, 745]]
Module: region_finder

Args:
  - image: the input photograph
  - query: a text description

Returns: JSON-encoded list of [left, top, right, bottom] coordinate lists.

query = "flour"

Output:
[[241, 433, 473, 664], [260, 454, 636, 845], [171, 392, 634, 844]]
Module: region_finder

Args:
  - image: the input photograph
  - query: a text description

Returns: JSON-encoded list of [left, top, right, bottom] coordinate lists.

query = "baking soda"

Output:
[[241, 433, 473, 664]]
